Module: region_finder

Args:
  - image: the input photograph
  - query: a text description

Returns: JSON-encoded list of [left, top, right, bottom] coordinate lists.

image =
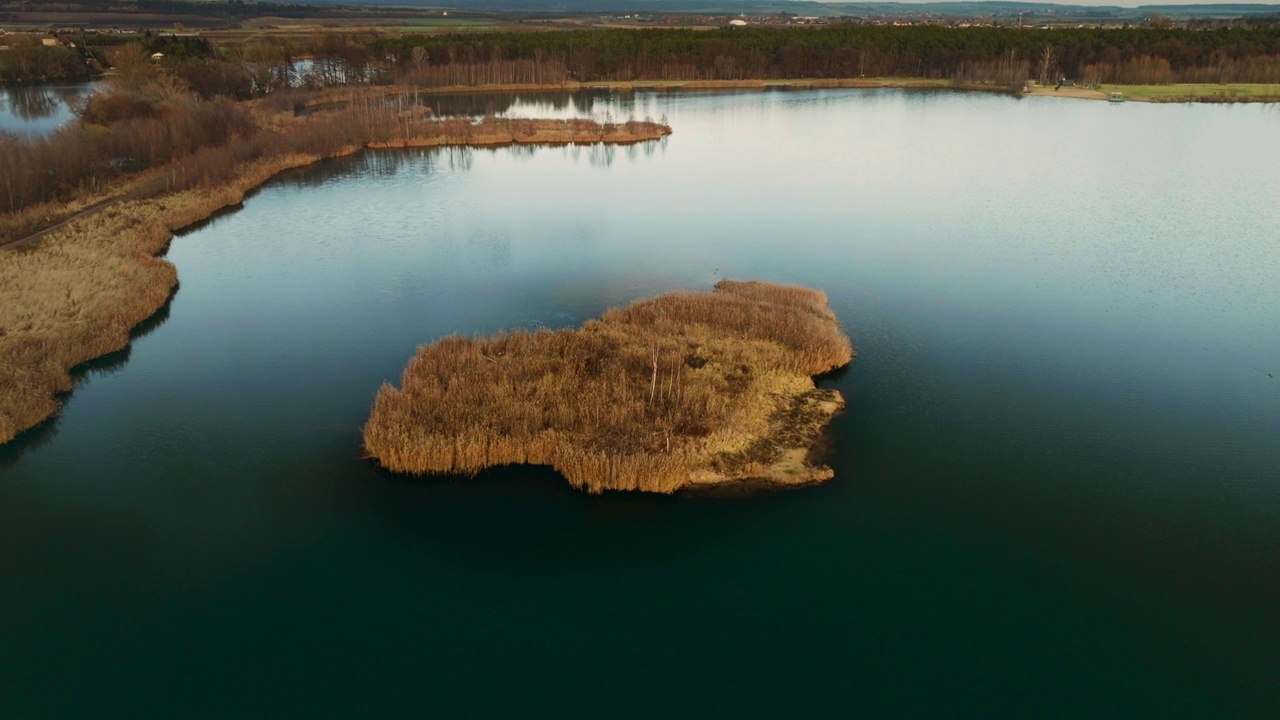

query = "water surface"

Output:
[[2, 89, 1278, 717], [0, 80, 101, 136]]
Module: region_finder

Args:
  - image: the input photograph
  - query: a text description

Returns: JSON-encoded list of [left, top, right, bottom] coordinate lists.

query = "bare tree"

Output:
[[1039, 44, 1058, 86], [110, 44, 159, 94]]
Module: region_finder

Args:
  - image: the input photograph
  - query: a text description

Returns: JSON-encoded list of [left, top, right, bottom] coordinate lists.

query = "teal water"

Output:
[[2, 90, 1279, 716]]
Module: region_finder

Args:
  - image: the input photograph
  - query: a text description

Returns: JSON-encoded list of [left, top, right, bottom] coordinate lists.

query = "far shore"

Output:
[[9, 74, 1275, 105], [389, 77, 1280, 103], [1023, 81, 1280, 102]]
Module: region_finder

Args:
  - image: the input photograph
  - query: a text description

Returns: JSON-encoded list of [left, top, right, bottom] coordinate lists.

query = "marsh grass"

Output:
[[0, 154, 314, 442], [363, 281, 854, 494]]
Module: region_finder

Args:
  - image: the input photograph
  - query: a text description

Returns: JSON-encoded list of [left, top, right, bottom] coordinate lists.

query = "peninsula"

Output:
[[363, 280, 854, 494], [0, 89, 669, 445]]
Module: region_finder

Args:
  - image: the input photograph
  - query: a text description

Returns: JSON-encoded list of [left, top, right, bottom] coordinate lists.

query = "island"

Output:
[[363, 280, 854, 494]]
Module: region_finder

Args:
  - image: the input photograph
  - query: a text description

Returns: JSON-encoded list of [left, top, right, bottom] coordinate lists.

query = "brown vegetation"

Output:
[[0, 84, 669, 445], [0, 153, 319, 444], [0, 83, 668, 229], [363, 281, 854, 494]]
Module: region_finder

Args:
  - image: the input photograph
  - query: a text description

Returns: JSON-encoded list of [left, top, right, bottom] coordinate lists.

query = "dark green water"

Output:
[[3, 90, 1278, 717]]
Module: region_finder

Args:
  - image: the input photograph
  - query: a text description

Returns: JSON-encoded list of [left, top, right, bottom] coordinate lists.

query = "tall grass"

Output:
[[0, 154, 316, 443], [363, 281, 854, 494]]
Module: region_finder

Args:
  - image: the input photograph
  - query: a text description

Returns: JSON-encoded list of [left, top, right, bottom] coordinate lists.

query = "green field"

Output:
[[376, 18, 499, 30], [1103, 83, 1280, 100]]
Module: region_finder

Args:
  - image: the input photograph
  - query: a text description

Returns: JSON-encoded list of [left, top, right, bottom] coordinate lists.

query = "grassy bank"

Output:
[[363, 281, 854, 495], [1100, 83, 1280, 102], [1024, 81, 1280, 102], [0, 102, 669, 445]]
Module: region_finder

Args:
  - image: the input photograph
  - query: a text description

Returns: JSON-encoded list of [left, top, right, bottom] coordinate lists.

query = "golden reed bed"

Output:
[[363, 280, 854, 494]]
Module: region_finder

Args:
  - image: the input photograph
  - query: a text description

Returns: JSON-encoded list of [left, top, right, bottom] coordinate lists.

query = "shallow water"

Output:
[[2, 89, 1278, 716]]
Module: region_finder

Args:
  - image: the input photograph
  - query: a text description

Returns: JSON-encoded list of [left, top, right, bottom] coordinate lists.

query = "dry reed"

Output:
[[363, 281, 854, 494]]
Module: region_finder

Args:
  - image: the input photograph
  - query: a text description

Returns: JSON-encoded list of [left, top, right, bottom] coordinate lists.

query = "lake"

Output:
[[2, 89, 1278, 716], [0, 80, 102, 137]]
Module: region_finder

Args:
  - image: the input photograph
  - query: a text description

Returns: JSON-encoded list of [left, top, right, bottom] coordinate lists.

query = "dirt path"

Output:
[[1, 186, 146, 252], [1024, 86, 1109, 101]]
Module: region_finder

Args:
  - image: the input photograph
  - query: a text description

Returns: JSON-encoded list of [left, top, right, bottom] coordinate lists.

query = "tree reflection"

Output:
[[4, 86, 59, 121], [445, 145, 473, 172], [587, 143, 616, 168], [508, 143, 538, 159]]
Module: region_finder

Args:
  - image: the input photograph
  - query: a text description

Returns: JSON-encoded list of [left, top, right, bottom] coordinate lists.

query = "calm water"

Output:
[[2, 90, 1278, 716], [0, 80, 101, 137]]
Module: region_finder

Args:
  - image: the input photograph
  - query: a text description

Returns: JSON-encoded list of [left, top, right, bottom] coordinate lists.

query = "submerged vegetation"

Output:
[[363, 281, 854, 494]]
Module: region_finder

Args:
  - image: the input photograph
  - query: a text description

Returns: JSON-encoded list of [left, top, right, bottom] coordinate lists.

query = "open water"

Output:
[[2, 89, 1278, 716]]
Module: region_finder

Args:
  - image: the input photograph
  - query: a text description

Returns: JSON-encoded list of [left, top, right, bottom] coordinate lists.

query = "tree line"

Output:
[[7, 24, 1280, 89], [0, 37, 94, 84], [366, 25, 1280, 85]]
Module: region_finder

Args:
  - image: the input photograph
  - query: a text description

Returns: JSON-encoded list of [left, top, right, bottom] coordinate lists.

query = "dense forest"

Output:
[[5, 24, 1280, 88], [0, 38, 96, 84], [370, 26, 1280, 85]]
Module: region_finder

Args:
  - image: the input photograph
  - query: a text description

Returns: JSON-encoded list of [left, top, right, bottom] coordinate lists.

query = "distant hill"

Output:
[[273, 0, 1280, 20], [4, 0, 1278, 22]]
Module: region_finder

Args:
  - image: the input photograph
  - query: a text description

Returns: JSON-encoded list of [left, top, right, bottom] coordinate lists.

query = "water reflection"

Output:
[[444, 145, 473, 172], [0, 80, 99, 136], [587, 142, 616, 167], [378, 89, 670, 126], [4, 85, 61, 120], [267, 137, 658, 191], [420, 90, 605, 118]]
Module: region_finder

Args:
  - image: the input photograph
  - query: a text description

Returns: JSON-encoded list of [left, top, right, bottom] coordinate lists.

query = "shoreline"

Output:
[[7, 74, 1273, 105], [404, 77, 1018, 96], [0, 118, 670, 445], [404, 78, 1280, 103], [1022, 82, 1280, 103]]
